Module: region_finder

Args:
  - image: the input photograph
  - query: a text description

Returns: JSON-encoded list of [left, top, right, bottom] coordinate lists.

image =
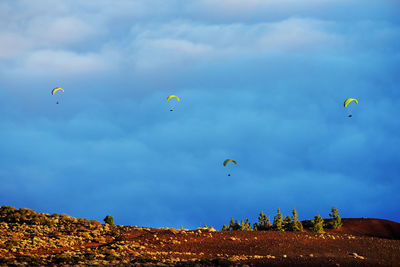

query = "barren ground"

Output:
[[0, 207, 399, 266]]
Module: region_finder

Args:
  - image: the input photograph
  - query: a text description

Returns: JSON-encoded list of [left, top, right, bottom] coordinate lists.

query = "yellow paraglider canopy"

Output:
[[167, 95, 180, 102], [223, 159, 237, 166], [344, 98, 358, 107], [51, 87, 64, 95]]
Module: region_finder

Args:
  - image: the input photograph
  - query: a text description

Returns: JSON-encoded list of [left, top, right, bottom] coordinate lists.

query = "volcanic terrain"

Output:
[[0, 206, 399, 266]]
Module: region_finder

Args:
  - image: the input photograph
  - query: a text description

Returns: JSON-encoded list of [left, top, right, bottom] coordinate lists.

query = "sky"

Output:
[[1, 0, 399, 229]]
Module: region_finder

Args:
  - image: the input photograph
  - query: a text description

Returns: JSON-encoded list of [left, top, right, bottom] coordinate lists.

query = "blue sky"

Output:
[[1, 0, 399, 228]]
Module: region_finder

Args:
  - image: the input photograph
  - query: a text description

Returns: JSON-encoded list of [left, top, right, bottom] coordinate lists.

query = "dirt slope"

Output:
[[331, 218, 400, 239], [0, 206, 399, 266]]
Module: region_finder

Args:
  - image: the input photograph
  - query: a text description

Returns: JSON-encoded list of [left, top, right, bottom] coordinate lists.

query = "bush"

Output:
[[131, 257, 159, 264], [15, 255, 39, 264], [312, 214, 325, 233], [1, 239, 19, 250], [53, 254, 80, 264], [194, 258, 234, 267], [85, 252, 96, 260], [103, 215, 115, 226], [104, 253, 120, 261], [222, 218, 252, 231]]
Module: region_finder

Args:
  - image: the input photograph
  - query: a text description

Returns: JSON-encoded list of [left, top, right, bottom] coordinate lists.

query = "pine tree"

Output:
[[254, 211, 271, 231], [229, 218, 236, 230], [103, 215, 115, 226], [240, 218, 252, 231], [222, 224, 230, 231], [228, 218, 241, 231], [283, 215, 291, 230], [290, 207, 303, 232], [273, 208, 284, 231], [312, 214, 325, 233], [328, 206, 343, 229], [253, 222, 258, 231]]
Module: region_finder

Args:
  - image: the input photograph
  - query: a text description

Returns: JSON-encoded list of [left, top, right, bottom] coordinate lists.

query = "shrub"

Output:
[[195, 258, 234, 266], [132, 257, 159, 264], [222, 218, 252, 231], [15, 255, 39, 264], [2, 239, 19, 250], [104, 253, 120, 261], [85, 252, 96, 260], [53, 254, 80, 264], [103, 215, 115, 226]]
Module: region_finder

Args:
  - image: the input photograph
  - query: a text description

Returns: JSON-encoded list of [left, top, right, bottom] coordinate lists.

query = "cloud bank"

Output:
[[0, 0, 399, 228]]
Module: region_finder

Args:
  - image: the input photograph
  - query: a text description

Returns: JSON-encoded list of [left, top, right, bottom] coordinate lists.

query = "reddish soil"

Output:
[[331, 218, 400, 239], [1, 214, 399, 266]]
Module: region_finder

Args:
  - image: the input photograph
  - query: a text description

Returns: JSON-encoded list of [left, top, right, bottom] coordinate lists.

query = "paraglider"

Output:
[[344, 98, 358, 117], [51, 87, 64, 104], [223, 159, 237, 176], [167, 95, 180, 111]]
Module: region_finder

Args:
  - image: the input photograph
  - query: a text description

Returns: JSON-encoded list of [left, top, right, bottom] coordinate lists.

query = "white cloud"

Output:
[[132, 37, 213, 71], [26, 17, 97, 47], [23, 49, 107, 75], [127, 18, 343, 72], [0, 33, 31, 59], [256, 18, 342, 52]]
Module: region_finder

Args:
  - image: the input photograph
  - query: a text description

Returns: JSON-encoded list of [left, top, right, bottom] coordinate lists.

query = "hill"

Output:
[[0, 206, 399, 266]]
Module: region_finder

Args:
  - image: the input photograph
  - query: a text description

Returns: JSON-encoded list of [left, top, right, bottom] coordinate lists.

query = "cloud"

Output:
[[0, 33, 31, 59], [26, 17, 97, 47], [126, 18, 344, 75], [186, 0, 400, 24], [132, 37, 213, 72], [1, 0, 400, 227], [22, 50, 107, 75]]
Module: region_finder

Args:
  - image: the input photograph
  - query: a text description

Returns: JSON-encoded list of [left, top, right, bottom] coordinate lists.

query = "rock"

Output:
[[168, 228, 180, 235], [351, 252, 365, 259]]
